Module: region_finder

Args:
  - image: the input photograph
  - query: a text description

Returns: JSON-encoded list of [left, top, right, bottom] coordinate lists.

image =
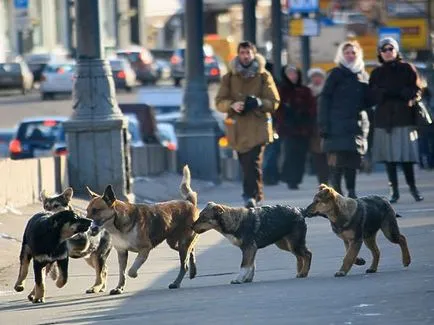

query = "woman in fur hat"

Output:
[[369, 37, 424, 203], [319, 40, 370, 198]]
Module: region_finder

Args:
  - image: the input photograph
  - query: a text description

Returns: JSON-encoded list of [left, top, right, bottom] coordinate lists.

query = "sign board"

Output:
[[14, 0, 30, 31], [288, 0, 319, 14], [378, 27, 401, 46], [290, 18, 320, 36]]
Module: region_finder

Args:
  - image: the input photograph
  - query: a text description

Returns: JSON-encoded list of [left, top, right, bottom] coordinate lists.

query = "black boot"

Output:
[[409, 186, 424, 202], [386, 163, 399, 203], [402, 163, 424, 202], [344, 168, 357, 199]]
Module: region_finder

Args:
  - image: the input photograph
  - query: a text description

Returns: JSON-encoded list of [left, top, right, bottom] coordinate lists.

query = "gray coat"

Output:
[[319, 65, 370, 154]]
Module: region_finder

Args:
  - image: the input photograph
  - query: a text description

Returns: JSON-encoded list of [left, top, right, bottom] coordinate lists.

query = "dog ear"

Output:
[[113, 201, 128, 216], [103, 185, 116, 206], [86, 186, 100, 198], [62, 187, 74, 202], [212, 204, 224, 216], [318, 183, 329, 191], [40, 189, 47, 202]]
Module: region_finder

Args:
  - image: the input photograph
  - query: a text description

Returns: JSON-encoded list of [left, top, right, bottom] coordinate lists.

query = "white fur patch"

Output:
[[34, 252, 68, 263]]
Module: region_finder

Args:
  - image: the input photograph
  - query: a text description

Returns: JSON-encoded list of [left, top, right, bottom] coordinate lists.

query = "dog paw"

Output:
[[128, 269, 138, 278], [14, 284, 24, 292], [334, 271, 347, 277], [354, 258, 366, 266], [403, 259, 411, 267], [32, 297, 45, 304], [230, 279, 243, 284], [110, 288, 123, 295], [296, 273, 308, 278], [168, 283, 180, 289], [366, 268, 377, 274], [86, 286, 104, 294]]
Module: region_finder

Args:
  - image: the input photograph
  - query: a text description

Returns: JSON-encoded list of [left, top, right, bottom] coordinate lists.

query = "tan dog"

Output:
[[306, 184, 411, 277], [85, 165, 199, 294]]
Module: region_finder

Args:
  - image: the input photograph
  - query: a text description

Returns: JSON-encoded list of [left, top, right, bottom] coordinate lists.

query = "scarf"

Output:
[[234, 57, 259, 78]]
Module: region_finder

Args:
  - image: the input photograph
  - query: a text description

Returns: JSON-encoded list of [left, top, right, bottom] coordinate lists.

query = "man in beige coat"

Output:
[[215, 41, 280, 208]]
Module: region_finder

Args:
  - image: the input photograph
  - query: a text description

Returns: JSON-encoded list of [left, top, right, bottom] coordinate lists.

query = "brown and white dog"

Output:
[[85, 165, 199, 294]]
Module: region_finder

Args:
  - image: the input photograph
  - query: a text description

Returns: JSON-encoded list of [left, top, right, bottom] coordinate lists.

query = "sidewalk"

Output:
[[1, 168, 433, 291]]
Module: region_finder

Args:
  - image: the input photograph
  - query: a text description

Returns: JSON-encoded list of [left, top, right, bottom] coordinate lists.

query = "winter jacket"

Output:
[[215, 54, 280, 153], [369, 59, 420, 130], [319, 65, 370, 154], [275, 68, 316, 138]]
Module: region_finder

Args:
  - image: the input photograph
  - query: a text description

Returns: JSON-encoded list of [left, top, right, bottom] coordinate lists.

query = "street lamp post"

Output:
[[271, 0, 282, 83], [175, 0, 220, 182], [63, 0, 132, 200], [243, 0, 256, 43]]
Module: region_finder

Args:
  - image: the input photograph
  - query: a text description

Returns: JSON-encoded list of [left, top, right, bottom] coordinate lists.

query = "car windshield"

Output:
[[0, 63, 21, 73], [44, 64, 74, 73], [17, 121, 65, 142], [109, 60, 123, 71], [118, 52, 140, 63]]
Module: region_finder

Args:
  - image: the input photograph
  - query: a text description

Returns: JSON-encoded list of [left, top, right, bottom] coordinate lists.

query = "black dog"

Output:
[[14, 210, 91, 303]]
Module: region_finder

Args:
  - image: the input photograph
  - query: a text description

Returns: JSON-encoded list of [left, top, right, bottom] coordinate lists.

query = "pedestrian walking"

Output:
[[215, 41, 280, 208], [275, 65, 316, 190], [319, 40, 370, 198], [369, 37, 424, 203], [307, 67, 329, 185]]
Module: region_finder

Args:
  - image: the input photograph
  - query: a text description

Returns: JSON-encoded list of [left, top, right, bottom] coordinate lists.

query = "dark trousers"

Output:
[[312, 152, 329, 185], [329, 167, 356, 195], [263, 138, 281, 184], [385, 162, 416, 189], [238, 145, 265, 202], [282, 137, 310, 186]]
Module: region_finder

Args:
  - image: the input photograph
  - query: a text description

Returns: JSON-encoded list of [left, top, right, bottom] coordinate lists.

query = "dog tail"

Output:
[[180, 165, 197, 207]]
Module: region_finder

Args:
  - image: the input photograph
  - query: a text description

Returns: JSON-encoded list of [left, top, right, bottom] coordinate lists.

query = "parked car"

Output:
[[116, 47, 159, 85], [109, 58, 136, 92], [156, 122, 177, 151], [169, 44, 223, 86], [0, 128, 15, 158], [150, 49, 172, 80], [9, 116, 68, 160], [0, 61, 34, 94], [24, 52, 69, 82], [39, 61, 75, 100]]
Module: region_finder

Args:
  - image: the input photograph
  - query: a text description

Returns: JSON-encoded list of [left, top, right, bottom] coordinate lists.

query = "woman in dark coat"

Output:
[[275, 65, 316, 189], [319, 40, 370, 198], [369, 37, 424, 203]]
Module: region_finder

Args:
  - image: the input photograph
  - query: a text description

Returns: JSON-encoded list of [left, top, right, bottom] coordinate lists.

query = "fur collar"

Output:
[[230, 54, 266, 77]]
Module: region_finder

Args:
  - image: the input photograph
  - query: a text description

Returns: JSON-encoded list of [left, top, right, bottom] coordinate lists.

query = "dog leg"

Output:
[[55, 258, 69, 288], [381, 220, 411, 267], [364, 236, 380, 273], [32, 261, 45, 303], [335, 240, 362, 277], [231, 246, 257, 284], [344, 240, 366, 266], [27, 286, 35, 302], [86, 253, 107, 293], [169, 233, 198, 289], [128, 248, 151, 279], [14, 245, 32, 292], [110, 249, 128, 295], [189, 249, 197, 280], [298, 248, 312, 278]]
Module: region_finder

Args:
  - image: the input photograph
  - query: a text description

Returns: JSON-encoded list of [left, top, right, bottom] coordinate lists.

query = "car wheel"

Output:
[[174, 78, 181, 87], [41, 93, 52, 101]]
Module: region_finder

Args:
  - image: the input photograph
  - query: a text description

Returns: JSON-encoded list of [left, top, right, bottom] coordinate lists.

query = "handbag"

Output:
[[414, 100, 433, 127]]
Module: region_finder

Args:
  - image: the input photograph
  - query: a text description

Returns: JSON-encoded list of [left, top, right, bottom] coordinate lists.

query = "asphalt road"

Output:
[[0, 172, 433, 325], [0, 84, 220, 129]]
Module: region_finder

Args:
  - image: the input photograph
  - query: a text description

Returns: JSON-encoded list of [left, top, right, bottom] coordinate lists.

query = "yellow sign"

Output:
[[289, 18, 319, 36], [385, 18, 427, 50]]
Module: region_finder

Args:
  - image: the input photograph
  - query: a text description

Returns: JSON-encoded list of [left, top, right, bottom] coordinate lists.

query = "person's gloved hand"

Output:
[[243, 95, 262, 114]]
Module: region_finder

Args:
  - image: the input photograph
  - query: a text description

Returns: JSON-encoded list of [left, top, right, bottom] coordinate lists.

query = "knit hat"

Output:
[[307, 68, 326, 79], [378, 37, 399, 53]]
